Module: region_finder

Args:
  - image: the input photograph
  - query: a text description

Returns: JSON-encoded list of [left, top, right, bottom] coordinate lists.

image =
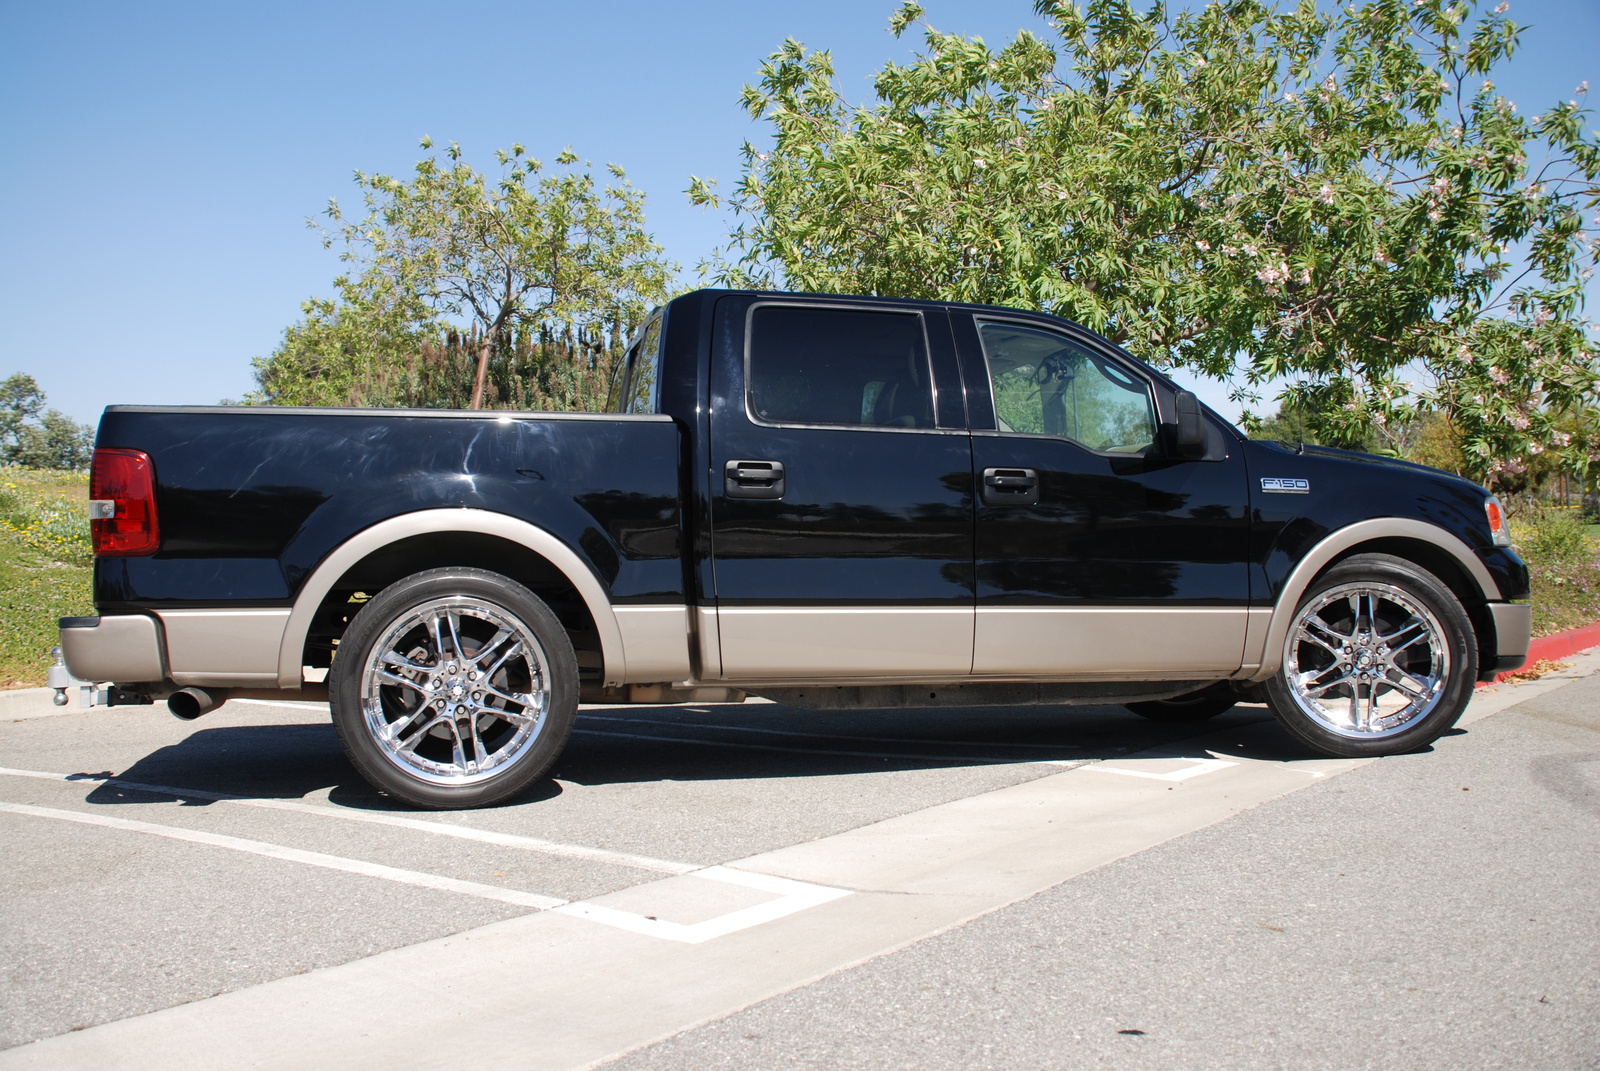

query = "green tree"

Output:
[[0, 374, 93, 471], [693, 0, 1600, 487], [254, 141, 675, 411]]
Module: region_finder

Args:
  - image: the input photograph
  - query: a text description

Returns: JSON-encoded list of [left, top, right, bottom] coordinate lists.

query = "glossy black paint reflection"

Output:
[[707, 295, 974, 607], [971, 433, 1251, 604], [91, 288, 1527, 634], [946, 308, 1252, 607], [1244, 440, 1529, 601], [94, 408, 685, 610]]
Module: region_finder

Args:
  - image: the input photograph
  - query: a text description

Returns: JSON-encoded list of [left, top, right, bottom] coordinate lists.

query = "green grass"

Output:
[[1511, 508, 1600, 639], [0, 469, 93, 687]]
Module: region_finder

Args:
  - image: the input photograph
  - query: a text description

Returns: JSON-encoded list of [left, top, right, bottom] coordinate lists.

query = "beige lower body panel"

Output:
[[58, 615, 167, 683], [157, 609, 291, 688], [715, 606, 974, 680], [612, 606, 694, 684], [974, 606, 1250, 677]]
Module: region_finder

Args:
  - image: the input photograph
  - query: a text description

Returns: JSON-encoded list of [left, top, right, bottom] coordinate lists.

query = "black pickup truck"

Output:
[[60, 288, 1532, 807]]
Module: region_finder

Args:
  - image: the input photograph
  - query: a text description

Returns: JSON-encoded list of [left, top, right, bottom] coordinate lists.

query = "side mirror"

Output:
[[1172, 391, 1206, 459]]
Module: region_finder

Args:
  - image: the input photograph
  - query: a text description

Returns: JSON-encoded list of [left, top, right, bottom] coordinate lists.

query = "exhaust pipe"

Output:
[[165, 684, 329, 720], [168, 687, 225, 720]]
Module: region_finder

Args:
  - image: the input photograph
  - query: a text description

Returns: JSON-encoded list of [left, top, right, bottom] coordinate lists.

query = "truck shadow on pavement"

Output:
[[61, 700, 1353, 813]]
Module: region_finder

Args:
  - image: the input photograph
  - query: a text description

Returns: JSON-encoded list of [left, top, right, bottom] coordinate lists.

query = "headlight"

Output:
[[1484, 496, 1512, 548]]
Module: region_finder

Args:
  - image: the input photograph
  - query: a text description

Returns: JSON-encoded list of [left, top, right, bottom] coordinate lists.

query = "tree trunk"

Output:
[[471, 337, 491, 410]]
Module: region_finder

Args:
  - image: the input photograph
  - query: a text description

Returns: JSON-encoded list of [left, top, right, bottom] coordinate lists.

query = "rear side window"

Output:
[[607, 314, 663, 414], [747, 306, 934, 429]]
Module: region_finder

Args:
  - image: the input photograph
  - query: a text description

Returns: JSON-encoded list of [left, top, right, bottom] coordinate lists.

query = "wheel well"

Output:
[[300, 532, 604, 684], [1322, 536, 1496, 670]]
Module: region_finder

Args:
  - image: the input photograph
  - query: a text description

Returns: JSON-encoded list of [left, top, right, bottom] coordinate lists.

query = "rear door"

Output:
[[706, 296, 975, 680]]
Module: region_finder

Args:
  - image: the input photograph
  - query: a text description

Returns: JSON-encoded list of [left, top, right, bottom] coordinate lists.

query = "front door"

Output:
[[954, 313, 1253, 678], [707, 297, 975, 680]]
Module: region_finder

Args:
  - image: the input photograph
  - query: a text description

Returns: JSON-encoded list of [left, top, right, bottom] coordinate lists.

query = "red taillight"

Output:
[[89, 448, 160, 556]]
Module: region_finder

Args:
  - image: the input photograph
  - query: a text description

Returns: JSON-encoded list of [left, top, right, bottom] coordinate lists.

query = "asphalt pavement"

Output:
[[609, 668, 1600, 1071], [0, 653, 1595, 1070]]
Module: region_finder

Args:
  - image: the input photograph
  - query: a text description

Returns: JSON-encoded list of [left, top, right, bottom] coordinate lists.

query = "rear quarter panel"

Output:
[[92, 407, 685, 611]]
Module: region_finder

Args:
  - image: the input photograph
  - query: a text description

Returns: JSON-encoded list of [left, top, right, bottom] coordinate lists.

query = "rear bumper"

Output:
[[1479, 602, 1533, 680], [58, 615, 167, 683]]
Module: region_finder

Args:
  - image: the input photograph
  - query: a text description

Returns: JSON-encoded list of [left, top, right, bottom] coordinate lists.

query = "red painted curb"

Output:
[[1480, 618, 1600, 686]]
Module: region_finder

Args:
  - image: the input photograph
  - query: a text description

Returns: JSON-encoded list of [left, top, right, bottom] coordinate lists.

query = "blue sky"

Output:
[[2, 0, 1596, 428]]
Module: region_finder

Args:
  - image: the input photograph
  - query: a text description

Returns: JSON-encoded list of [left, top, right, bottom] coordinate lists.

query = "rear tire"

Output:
[[330, 567, 578, 809], [1262, 553, 1476, 758], [1125, 682, 1239, 723]]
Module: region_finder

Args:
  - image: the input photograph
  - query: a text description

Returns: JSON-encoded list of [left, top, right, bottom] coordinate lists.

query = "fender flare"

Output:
[[275, 508, 625, 688], [1247, 517, 1502, 682]]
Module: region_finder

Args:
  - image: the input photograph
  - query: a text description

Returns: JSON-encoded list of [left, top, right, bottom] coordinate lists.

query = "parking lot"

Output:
[[2, 656, 1597, 1070]]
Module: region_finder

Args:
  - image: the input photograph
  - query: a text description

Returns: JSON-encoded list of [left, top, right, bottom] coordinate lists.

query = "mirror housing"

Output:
[[1171, 391, 1206, 459]]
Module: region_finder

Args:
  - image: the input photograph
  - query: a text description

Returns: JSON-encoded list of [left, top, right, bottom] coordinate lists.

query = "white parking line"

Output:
[[1085, 756, 1239, 782], [574, 727, 1086, 768], [553, 867, 852, 945], [580, 713, 1096, 752], [0, 768, 852, 945], [0, 800, 566, 910], [0, 766, 697, 875]]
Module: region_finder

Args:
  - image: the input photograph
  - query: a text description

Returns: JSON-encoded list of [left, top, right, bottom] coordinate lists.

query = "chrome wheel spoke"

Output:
[[380, 649, 435, 674], [447, 719, 471, 773], [1296, 626, 1344, 660], [374, 668, 429, 696], [1385, 668, 1435, 702], [483, 704, 535, 728], [446, 611, 468, 664], [480, 639, 525, 683], [1304, 667, 1357, 697], [1375, 614, 1424, 648], [1283, 581, 1450, 740], [482, 681, 535, 709], [466, 710, 492, 769], [426, 613, 449, 665], [1304, 612, 1353, 647], [467, 627, 516, 671], [395, 711, 448, 752], [382, 701, 434, 741], [360, 595, 553, 787]]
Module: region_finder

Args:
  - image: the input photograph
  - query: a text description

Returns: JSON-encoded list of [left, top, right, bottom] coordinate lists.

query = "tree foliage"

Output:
[[0, 374, 93, 471], [693, 0, 1600, 486], [253, 141, 675, 411]]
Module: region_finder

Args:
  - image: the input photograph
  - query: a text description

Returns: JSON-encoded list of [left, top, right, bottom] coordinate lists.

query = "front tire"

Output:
[[1263, 553, 1477, 758], [330, 568, 578, 809]]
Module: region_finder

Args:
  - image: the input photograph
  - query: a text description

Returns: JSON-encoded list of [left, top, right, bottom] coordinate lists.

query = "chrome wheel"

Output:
[[358, 595, 551, 788], [1282, 581, 1449, 739]]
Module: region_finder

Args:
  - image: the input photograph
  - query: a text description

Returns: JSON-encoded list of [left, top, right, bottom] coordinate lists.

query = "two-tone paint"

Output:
[[61, 288, 1531, 699]]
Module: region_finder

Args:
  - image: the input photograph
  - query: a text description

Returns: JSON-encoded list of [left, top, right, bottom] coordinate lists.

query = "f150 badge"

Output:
[[1261, 477, 1311, 493]]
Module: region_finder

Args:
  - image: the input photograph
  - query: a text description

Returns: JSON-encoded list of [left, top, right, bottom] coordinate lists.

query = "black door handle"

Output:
[[725, 459, 786, 500], [982, 467, 1039, 506]]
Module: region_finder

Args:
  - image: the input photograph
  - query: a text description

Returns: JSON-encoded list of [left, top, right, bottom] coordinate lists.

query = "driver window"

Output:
[[978, 321, 1157, 453]]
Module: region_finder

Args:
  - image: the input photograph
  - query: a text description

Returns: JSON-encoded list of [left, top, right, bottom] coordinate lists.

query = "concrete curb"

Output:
[[0, 688, 70, 721]]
